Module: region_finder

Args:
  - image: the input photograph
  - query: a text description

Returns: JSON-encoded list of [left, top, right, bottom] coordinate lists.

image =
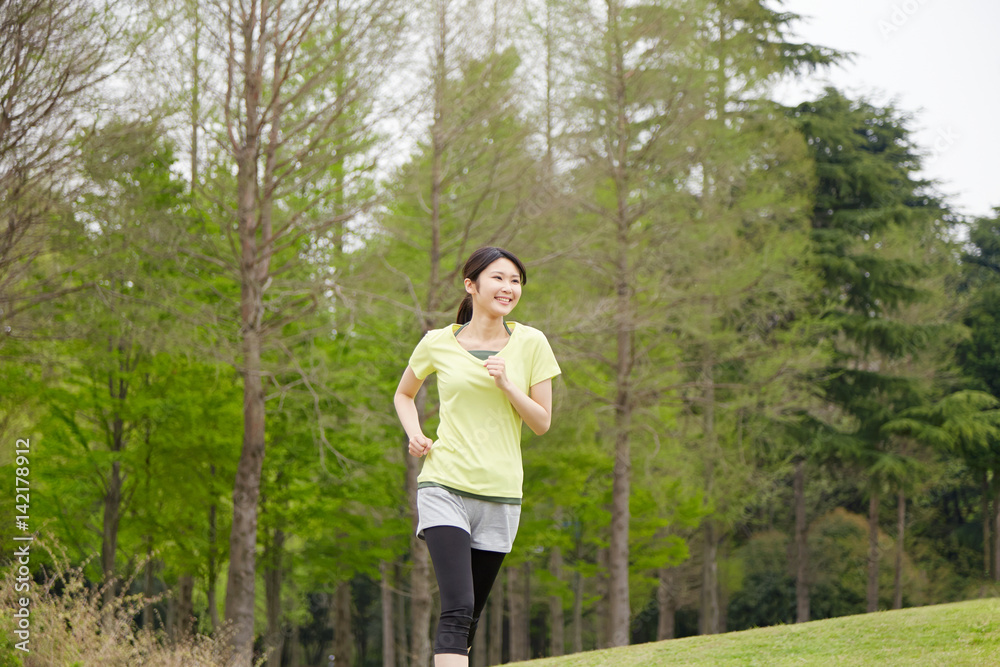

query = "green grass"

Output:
[[510, 598, 1000, 667]]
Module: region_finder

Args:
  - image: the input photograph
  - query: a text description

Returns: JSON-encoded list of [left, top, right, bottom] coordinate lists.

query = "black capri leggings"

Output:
[[424, 525, 507, 655]]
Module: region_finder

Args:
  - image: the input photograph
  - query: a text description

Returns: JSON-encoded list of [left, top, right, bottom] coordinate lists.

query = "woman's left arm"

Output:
[[484, 356, 552, 435]]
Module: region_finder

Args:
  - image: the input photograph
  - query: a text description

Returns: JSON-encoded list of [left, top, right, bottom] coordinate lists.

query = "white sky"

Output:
[[773, 0, 1000, 219]]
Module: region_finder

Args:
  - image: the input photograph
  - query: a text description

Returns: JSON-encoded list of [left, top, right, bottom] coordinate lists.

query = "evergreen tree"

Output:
[[955, 210, 1000, 577], [791, 88, 950, 613]]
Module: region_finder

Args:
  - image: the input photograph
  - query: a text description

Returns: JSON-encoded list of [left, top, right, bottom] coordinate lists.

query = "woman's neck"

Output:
[[463, 312, 508, 340]]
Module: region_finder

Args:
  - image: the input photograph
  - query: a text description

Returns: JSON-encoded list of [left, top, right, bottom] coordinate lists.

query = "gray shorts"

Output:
[[416, 486, 521, 553]]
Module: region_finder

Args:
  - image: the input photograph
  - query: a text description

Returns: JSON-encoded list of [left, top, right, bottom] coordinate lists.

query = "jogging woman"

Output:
[[393, 246, 561, 666]]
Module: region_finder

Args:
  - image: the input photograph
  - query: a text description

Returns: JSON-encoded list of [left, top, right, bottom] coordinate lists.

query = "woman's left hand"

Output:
[[484, 356, 511, 390]]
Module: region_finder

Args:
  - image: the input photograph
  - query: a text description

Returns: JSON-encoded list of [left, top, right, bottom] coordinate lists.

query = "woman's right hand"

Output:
[[408, 433, 434, 457]]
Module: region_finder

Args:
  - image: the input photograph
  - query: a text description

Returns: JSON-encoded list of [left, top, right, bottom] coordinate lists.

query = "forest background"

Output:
[[2, 0, 1000, 666]]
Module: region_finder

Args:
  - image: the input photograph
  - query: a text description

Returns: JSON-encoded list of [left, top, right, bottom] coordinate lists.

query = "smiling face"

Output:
[[466, 257, 522, 317]]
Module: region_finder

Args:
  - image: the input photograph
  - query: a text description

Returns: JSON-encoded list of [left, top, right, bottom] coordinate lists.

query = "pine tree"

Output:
[[955, 210, 1000, 577], [791, 88, 948, 613]]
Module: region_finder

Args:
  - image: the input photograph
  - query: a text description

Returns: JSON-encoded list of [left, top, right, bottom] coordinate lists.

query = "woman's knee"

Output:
[[439, 587, 474, 617]]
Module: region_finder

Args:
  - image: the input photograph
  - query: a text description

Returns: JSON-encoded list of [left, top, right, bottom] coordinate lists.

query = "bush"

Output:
[[726, 530, 796, 631], [0, 540, 252, 667], [808, 508, 927, 619], [725, 509, 932, 630]]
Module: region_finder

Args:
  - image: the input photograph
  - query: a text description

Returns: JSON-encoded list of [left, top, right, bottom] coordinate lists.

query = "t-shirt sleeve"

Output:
[[407, 331, 436, 380], [529, 331, 561, 387]]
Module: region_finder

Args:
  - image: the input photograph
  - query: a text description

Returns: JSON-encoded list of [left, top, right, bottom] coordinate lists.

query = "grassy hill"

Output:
[[510, 598, 1000, 667]]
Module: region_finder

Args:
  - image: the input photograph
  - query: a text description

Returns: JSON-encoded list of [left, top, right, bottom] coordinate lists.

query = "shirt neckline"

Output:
[[450, 321, 518, 361]]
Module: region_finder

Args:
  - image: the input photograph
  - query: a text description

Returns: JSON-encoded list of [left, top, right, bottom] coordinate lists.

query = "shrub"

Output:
[[0, 540, 256, 667]]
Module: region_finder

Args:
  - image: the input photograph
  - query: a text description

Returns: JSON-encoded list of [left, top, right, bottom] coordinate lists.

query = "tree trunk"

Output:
[[142, 540, 155, 630], [175, 574, 195, 642], [549, 547, 564, 656], [983, 471, 991, 577], [142, 409, 154, 631], [794, 457, 810, 623], [290, 623, 302, 667], [207, 465, 221, 632], [101, 458, 121, 619], [427, 0, 446, 310], [867, 490, 880, 612], [333, 580, 353, 667], [571, 568, 583, 654], [395, 560, 410, 667], [542, 0, 555, 171], [700, 518, 720, 634], [699, 357, 720, 635], [596, 547, 609, 648], [409, 386, 432, 666], [227, 320, 266, 662], [993, 480, 1000, 581], [225, 3, 269, 660], [381, 561, 395, 667], [166, 591, 176, 639], [656, 567, 676, 640], [102, 364, 126, 613], [189, 0, 200, 194], [994, 480, 1000, 582], [488, 568, 503, 666], [507, 564, 529, 662], [523, 563, 531, 656], [608, 405, 631, 647], [893, 490, 905, 610], [471, 614, 486, 667], [607, 0, 633, 647], [265, 528, 285, 667]]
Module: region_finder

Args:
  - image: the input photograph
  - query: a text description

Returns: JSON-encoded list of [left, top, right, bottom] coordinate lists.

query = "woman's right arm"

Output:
[[394, 366, 433, 457]]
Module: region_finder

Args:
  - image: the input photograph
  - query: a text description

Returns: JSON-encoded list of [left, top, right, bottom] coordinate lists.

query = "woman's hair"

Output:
[[456, 247, 527, 324]]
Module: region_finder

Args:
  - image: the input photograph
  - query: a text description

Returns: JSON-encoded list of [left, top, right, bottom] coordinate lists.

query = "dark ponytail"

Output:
[[455, 247, 527, 324], [457, 294, 474, 324]]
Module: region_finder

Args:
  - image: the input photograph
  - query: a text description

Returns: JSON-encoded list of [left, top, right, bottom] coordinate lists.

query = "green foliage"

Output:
[[789, 88, 953, 509], [726, 530, 796, 631], [808, 509, 927, 617], [792, 89, 943, 353], [3, 0, 996, 658], [958, 212, 1000, 397], [709, 507, 916, 630], [883, 391, 1000, 464]]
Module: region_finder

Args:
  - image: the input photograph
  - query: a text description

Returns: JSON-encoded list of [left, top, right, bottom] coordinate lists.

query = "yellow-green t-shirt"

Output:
[[407, 321, 561, 503]]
